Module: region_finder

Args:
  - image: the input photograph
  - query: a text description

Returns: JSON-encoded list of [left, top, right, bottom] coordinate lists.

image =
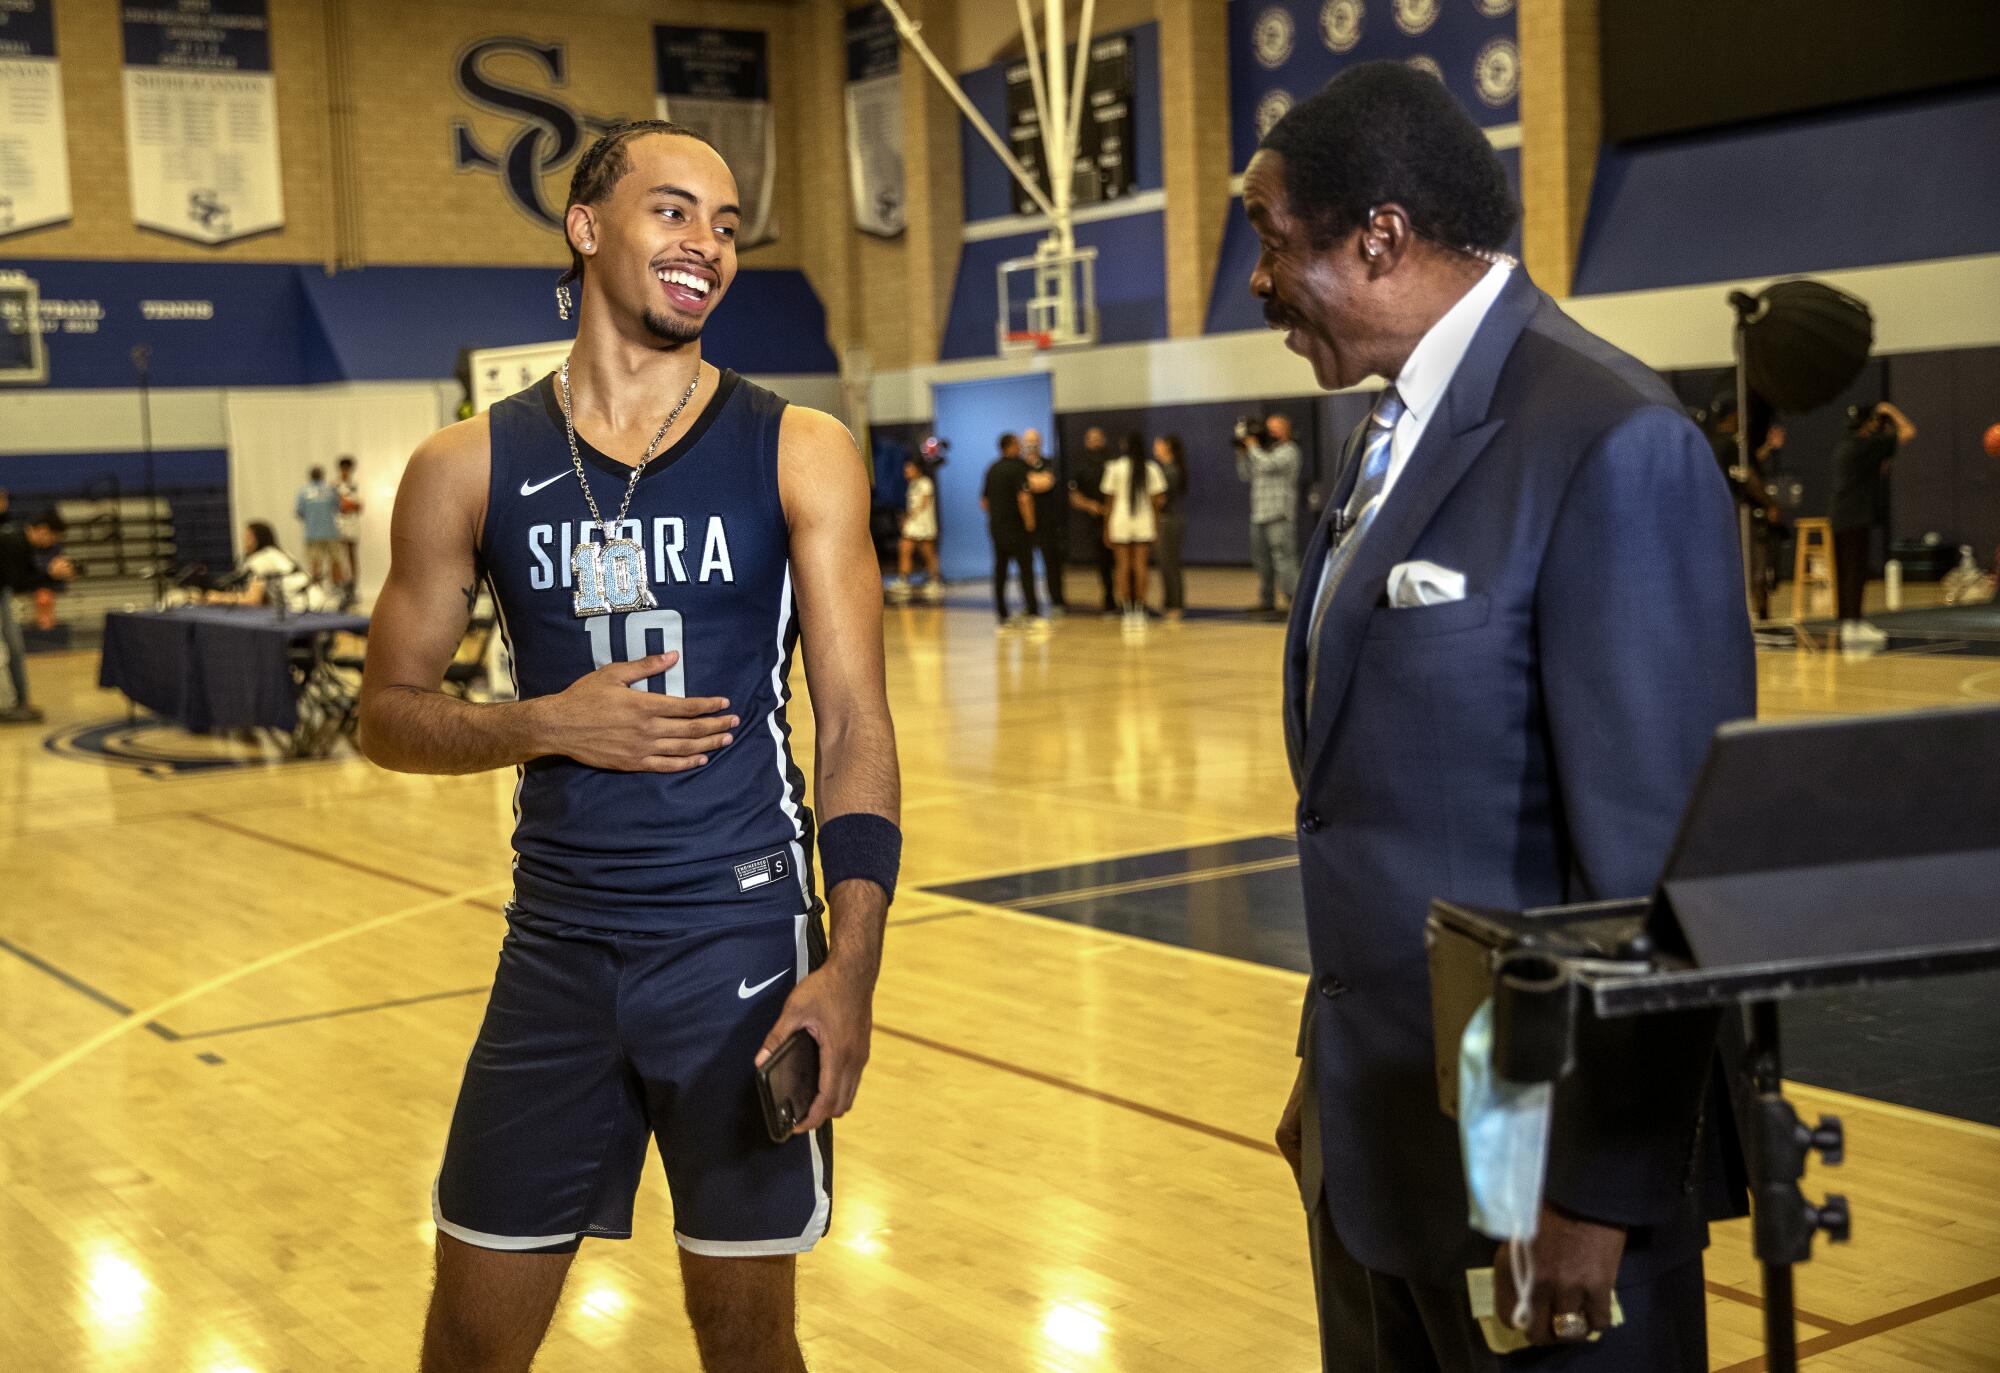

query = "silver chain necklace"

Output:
[[556, 357, 701, 617]]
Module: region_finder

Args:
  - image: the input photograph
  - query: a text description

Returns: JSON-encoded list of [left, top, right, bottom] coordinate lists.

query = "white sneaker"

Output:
[[1839, 620, 1888, 649], [996, 616, 1021, 635], [886, 577, 911, 603], [919, 581, 944, 603], [1026, 615, 1053, 636]]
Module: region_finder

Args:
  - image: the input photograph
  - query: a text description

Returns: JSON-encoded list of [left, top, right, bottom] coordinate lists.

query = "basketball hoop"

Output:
[[1004, 330, 1054, 352]]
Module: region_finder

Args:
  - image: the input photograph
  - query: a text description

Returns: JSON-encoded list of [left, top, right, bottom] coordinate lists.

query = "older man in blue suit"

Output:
[[1248, 64, 1755, 1371]]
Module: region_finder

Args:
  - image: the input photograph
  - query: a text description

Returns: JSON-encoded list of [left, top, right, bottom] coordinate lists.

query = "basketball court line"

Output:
[[8, 824, 1995, 1365], [190, 812, 506, 909], [874, 1022, 1282, 1156], [0, 931, 136, 1015], [0, 879, 511, 1119], [1710, 1274, 2000, 1373]]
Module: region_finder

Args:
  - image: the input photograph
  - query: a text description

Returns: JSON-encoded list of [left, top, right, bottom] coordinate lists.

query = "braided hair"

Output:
[[557, 120, 720, 292]]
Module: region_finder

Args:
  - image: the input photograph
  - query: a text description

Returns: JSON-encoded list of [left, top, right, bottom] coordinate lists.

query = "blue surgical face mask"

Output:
[[1459, 997, 1554, 1327]]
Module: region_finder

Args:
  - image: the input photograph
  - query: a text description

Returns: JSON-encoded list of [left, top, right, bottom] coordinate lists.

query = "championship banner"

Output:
[[653, 26, 776, 249], [0, 0, 72, 238], [1004, 33, 1136, 217], [121, 0, 284, 245], [843, 4, 903, 238]]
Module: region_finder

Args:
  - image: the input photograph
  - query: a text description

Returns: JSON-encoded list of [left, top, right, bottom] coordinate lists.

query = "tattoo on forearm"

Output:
[[461, 583, 477, 616]]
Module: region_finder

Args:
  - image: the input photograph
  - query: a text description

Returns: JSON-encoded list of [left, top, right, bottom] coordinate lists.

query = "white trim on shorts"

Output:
[[431, 1175, 585, 1252], [671, 909, 831, 1258]]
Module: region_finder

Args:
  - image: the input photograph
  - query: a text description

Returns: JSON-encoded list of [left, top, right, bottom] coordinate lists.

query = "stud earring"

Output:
[[555, 281, 572, 320]]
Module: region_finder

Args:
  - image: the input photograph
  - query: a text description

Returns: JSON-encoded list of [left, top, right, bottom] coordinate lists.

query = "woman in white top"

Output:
[[894, 455, 943, 602], [208, 522, 312, 611], [1099, 431, 1168, 625]]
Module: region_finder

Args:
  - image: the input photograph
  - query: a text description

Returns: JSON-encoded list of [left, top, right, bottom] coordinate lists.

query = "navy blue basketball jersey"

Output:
[[480, 371, 815, 928]]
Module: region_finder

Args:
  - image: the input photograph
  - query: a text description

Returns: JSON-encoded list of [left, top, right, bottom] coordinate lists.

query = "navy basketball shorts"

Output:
[[433, 905, 831, 1257]]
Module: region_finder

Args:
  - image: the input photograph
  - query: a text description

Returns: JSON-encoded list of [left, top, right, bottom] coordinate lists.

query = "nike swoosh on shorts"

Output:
[[519, 473, 568, 496], [738, 970, 789, 1000]]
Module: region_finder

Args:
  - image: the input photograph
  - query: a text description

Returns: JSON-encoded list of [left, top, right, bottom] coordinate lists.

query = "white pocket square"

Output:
[[1387, 560, 1467, 608]]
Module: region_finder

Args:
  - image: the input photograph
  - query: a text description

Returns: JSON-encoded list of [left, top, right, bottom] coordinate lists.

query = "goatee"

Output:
[[642, 308, 703, 348]]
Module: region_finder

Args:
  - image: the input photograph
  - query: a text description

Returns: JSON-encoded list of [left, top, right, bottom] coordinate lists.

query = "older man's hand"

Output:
[[1275, 1064, 1307, 1184], [1494, 1205, 1626, 1345]]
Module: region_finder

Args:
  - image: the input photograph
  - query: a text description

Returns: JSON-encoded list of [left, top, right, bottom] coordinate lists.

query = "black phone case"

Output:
[[756, 1028, 819, 1143]]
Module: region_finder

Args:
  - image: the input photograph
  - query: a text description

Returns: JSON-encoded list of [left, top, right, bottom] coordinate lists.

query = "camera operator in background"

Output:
[[1234, 413, 1302, 619], [0, 509, 76, 725], [1831, 401, 1917, 649]]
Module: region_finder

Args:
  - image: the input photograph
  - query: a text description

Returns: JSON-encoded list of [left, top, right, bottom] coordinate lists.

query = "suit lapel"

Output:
[[1299, 270, 1544, 781], [1285, 416, 1369, 785]]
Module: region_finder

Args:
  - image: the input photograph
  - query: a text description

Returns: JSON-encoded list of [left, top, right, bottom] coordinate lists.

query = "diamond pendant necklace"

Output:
[[556, 358, 701, 617]]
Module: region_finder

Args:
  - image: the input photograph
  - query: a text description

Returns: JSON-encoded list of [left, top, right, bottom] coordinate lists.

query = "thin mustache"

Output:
[[1263, 301, 1291, 329]]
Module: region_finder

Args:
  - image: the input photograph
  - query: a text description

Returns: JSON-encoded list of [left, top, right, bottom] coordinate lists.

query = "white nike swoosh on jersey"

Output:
[[519, 473, 568, 497], [738, 970, 789, 1000]]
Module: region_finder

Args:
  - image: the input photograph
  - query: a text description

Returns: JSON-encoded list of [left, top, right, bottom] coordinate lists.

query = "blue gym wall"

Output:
[[1573, 85, 2000, 295], [1210, 0, 1524, 334], [941, 23, 1166, 359], [0, 260, 838, 389]]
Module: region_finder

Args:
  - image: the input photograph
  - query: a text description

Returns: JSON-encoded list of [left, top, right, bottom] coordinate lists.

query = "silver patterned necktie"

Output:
[[1306, 386, 1406, 709]]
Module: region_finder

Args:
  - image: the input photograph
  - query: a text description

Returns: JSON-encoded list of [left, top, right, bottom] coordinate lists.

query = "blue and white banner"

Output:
[[120, 0, 284, 245], [654, 26, 776, 249], [0, 0, 72, 238], [844, 4, 903, 238], [1229, 0, 1519, 172]]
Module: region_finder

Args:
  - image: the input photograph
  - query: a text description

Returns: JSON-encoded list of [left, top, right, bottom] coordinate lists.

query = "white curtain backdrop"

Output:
[[224, 383, 455, 605]]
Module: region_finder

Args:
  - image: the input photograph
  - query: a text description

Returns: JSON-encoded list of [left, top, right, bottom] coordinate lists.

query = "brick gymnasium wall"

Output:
[[341, 0, 808, 273], [2, 0, 1003, 372], [29, 0, 334, 262]]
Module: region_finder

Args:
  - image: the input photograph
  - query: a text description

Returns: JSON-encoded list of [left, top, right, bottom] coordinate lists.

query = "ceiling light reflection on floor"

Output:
[[84, 1249, 150, 1330], [576, 1284, 628, 1322], [1040, 1299, 1108, 1357]]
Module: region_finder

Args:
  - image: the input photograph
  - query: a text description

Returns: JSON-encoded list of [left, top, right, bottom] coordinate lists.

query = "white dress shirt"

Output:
[[1313, 261, 1513, 610]]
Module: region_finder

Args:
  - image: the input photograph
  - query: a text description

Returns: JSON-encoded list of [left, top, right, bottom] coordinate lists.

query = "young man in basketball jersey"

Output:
[[358, 121, 901, 1373]]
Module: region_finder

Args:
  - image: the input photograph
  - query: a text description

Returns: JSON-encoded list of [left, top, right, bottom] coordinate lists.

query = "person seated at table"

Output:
[[202, 522, 313, 611]]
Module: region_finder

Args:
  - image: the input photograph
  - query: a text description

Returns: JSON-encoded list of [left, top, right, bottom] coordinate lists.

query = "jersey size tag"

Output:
[[734, 852, 791, 892]]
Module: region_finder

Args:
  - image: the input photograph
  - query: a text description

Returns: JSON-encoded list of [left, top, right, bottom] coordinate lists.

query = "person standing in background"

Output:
[[981, 433, 1044, 632], [0, 510, 75, 725], [1236, 413, 1302, 619], [892, 454, 943, 603], [1022, 428, 1066, 615], [1154, 435, 1190, 621], [296, 465, 343, 587], [335, 456, 364, 607], [1068, 427, 1118, 613], [1100, 431, 1167, 628], [1830, 401, 1916, 649]]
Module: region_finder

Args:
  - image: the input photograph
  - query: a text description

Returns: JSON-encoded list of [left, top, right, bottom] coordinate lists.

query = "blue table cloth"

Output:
[[100, 608, 369, 734]]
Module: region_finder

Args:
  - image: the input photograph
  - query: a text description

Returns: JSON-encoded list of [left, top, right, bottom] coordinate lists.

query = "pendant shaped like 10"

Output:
[[572, 535, 658, 617]]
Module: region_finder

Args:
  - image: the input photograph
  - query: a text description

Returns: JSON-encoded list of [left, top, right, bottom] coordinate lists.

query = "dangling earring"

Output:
[[555, 281, 573, 321]]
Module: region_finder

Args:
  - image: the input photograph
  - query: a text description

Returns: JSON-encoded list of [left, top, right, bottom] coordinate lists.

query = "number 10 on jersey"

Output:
[[587, 610, 686, 696]]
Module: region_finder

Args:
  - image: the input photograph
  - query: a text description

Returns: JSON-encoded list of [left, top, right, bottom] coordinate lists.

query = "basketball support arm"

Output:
[[878, 0, 1068, 233]]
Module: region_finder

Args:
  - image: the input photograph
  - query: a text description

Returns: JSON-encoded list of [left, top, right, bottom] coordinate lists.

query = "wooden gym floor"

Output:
[[2, 569, 1997, 1371]]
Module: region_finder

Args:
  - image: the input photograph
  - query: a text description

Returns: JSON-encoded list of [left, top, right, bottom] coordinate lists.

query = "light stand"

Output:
[[1427, 703, 2000, 1373], [1729, 293, 1757, 619], [131, 343, 163, 608]]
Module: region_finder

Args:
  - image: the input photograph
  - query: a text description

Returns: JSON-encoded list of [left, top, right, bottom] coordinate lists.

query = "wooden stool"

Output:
[[1792, 518, 1836, 622]]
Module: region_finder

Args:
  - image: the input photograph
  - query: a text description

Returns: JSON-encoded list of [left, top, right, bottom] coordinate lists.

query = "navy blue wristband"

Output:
[[818, 812, 902, 905]]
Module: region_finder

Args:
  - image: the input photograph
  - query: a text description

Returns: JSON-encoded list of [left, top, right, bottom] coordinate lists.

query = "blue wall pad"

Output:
[[1574, 86, 2000, 295], [0, 259, 837, 388], [930, 371, 1056, 582]]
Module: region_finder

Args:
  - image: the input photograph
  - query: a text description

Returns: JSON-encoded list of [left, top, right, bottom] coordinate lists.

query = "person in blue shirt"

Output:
[[295, 466, 343, 586]]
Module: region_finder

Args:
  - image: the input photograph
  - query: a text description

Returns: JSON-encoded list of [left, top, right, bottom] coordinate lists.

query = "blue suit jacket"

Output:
[[1284, 268, 1755, 1285]]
